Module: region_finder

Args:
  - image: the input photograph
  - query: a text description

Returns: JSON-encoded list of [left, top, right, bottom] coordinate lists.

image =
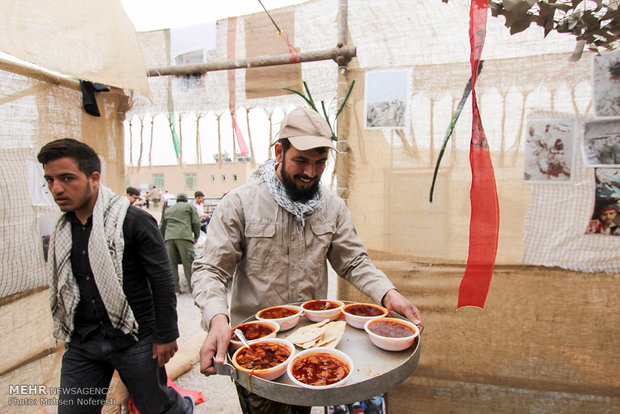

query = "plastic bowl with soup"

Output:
[[342, 303, 389, 329], [286, 347, 354, 389], [364, 317, 420, 351], [255, 305, 303, 331], [301, 300, 344, 322], [230, 320, 280, 350], [232, 338, 295, 381]]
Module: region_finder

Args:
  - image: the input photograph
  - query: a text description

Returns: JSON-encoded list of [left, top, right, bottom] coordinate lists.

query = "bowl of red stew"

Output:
[[232, 338, 295, 381], [342, 303, 389, 329], [230, 320, 280, 350], [286, 348, 354, 389], [301, 300, 344, 323], [364, 317, 420, 351], [255, 305, 303, 331]]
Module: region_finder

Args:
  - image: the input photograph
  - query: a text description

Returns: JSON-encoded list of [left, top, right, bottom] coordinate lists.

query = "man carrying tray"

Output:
[[192, 107, 423, 414]]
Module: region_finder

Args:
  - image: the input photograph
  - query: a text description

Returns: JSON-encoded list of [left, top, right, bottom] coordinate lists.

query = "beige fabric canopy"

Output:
[[0, 0, 151, 98]]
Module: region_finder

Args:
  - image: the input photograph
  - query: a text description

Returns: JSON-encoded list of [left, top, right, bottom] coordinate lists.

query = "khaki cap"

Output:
[[279, 107, 335, 150]]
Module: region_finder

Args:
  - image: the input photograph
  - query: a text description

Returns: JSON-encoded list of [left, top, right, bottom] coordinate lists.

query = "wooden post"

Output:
[[336, 0, 352, 202]]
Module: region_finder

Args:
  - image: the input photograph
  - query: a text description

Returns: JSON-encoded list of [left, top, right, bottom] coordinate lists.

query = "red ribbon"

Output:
[[457, 0, 499, 309], [232, 113, 249, 156], [282, 30, 301, 63]]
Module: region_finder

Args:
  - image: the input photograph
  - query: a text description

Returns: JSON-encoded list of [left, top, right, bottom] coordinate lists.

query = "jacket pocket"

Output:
[[310, 221, 335, 236], [308, 220, 335, 253], [243, 222, 276, 271], [245, 222, 275, 238]]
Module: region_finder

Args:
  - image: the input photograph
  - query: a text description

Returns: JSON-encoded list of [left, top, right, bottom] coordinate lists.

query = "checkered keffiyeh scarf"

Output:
[[48, 185, 138, 342], [252, 159, 323, 226]]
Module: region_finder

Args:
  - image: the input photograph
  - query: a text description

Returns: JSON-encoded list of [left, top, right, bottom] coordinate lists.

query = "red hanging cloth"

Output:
[[457, 0, 499, 309]]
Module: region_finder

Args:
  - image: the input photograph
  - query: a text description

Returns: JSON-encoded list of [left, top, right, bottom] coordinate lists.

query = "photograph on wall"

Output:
[[523, 118, 575, 183], [585, 168, 620, 236], [39, 215, 59, 261], [170, 22, 216, 93], [592, 49, 620, 117], [364, 68, 411, 130], [582, 118, 620, 167], [326, 394, 387, 414], [26, 159, 55, 206]]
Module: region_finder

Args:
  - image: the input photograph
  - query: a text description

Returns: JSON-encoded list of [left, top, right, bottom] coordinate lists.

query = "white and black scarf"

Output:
[[252, 159, 323, 226], [48, 185, 138, 342]]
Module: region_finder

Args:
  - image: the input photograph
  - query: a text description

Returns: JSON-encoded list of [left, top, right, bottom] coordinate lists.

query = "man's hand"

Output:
[[152, 340, 179, 367], [199, 314, 231, 376], [382, 289, 424, 333]]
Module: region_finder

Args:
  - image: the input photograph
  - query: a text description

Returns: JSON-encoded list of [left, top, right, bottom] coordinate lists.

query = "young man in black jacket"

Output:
[[39, 138, 194, 414]]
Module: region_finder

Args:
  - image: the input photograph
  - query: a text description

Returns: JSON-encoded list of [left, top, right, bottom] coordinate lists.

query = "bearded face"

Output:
[[280, 155, 321, 202]]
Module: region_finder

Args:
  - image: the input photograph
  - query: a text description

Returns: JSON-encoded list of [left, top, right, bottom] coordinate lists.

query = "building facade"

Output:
[[126, 161, 258, 198]]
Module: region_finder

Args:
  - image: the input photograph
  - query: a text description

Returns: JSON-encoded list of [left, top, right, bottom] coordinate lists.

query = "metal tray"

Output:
[[214, 302, 421, 406]]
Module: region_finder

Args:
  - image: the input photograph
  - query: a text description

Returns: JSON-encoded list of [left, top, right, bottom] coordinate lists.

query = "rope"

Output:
[[246, 107, 256, 166], [257, 0, 300, 63], [216, 113, 223, 169], [137, 116, 144, 170], [149, 116, 154, 166], [196, 113, 204, 165], [128, 119, 133, 167]]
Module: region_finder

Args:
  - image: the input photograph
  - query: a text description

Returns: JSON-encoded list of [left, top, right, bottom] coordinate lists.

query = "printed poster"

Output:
[[523, 119, 575, 183], [592, 49, 620, 117], [364, 68, 411, 130], [586, 168, 620, 236], [582, 118, 620, 167]]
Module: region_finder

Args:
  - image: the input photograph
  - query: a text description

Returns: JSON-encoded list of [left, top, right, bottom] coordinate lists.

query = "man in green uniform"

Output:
[[160, 193, 200, 293]]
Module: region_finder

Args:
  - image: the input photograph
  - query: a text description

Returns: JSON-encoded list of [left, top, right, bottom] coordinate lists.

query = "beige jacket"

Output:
[[191, 180, 395, 328]]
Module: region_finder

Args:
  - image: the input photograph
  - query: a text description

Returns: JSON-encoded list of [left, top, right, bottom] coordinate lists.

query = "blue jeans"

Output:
[[59, 331, 190, 414]]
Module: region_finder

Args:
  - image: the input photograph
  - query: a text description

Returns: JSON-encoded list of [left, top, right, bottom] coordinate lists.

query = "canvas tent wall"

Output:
[[127, 0, 619, 412], [0, 62, 130, 413], [0, 1, 146, 412]]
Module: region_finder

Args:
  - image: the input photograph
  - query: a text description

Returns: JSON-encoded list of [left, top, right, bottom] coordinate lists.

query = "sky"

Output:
[[121, 0, 309, 31]]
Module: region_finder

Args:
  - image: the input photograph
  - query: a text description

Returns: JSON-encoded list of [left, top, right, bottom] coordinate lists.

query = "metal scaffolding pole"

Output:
[[147, 45, 356, 77]]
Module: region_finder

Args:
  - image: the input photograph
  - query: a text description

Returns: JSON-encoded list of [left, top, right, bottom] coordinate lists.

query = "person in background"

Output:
[[192, 107, 423, 414], [125, 186, 144, 208], [38, 138, 194, 414], [193, 191, 211, 234], [163, 190, 174, 202], [151, 186, 162, 209], [160, 193, 201, 294]]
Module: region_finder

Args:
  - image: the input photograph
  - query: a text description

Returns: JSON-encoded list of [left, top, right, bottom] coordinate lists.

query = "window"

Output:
[[185, 173, 197, 189], [221, 175, 226, 182], [233, 174, 238, 181], [210, 175, 215, 182], [152, 174, 164, 188]]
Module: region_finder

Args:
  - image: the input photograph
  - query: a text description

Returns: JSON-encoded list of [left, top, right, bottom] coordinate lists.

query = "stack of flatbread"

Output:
[[285, 320, 347, 349]]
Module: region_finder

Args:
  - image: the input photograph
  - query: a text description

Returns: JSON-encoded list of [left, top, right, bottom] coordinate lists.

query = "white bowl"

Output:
[[232, 338, 295, 381], [364, 317, 420, 352], [301, 300, 344, 322], [342, 303, 389, 329], [255, 305, 303, 331], [230, 320, 280, 350], [286, 347, 354, 389]]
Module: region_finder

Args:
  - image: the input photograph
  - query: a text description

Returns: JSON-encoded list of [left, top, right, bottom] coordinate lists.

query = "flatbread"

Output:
[[315, 320, 346, 348], [286, 320, 329, 346], [286, 320, 346, 349]]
